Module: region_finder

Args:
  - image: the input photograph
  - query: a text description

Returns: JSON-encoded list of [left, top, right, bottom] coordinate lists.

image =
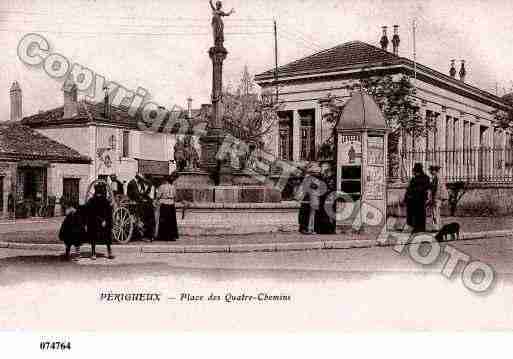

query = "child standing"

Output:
[[59, 205, 87, 261]]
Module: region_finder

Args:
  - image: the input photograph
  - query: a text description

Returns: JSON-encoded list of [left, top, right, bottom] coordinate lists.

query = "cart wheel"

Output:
[[113, 207, 133, 244]]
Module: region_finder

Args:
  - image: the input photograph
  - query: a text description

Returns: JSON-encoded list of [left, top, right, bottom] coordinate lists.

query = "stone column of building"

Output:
[[454, 115, 464, 179], [436, 111, 446, 176], [471, 121, 480, 180], [464, 120, 471, 179], [292, 110, 300, 162], [446, 115, 454, 180], [483, 126, 494, 179]]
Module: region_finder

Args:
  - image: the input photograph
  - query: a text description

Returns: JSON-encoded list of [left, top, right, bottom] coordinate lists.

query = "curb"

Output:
[[2, 229, 512, 254]]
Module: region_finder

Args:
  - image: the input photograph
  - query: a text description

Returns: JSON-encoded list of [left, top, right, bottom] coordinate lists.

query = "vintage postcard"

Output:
[[1, 0, 513, 356]]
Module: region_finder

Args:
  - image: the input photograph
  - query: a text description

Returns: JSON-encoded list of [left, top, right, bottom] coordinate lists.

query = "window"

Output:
[[278, 111, 293, 161], [108, 134, 116, 150], [299, 109, 315, 161], [122, 130, 130, 157]]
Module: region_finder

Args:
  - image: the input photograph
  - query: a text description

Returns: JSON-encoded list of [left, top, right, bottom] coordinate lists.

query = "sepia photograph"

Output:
[[1, 0, 513, 356]]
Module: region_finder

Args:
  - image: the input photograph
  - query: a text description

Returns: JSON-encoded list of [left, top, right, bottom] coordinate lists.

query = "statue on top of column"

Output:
[[209, 0, 235, 47]]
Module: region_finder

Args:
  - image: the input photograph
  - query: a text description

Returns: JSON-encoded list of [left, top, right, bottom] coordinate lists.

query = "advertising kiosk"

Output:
[[335, 90, 389, 229]]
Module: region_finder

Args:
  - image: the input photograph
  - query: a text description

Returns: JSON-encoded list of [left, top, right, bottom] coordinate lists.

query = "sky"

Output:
[[1, 0, 513, 121]]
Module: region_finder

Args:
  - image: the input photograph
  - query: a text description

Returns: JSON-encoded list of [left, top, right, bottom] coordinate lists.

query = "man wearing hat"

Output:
[[404, 163, 431, 233], [428, 165, 448, 231]]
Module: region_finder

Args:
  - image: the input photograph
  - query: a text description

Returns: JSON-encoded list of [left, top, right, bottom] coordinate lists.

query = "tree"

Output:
[[220, 65, 282, 146]]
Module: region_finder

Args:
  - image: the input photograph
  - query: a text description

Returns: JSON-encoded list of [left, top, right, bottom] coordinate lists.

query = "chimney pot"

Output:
[[380, 26, 389, 51], [392, 25, 400, 56], [63, 79, 78, 119], [459, 60, 467, 82], [9, 81, 22, 122], [187, 97, 193, 119], [449, 59, 457, 78]]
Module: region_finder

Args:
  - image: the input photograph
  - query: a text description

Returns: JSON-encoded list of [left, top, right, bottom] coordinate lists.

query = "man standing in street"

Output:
[[429, 165, 448, 231]]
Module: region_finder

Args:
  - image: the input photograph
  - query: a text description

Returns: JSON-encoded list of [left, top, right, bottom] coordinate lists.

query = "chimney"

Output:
[[187, 97, 193, 119], [103, 86, 110, 119], [392, 25, 400, 56], [62, 78, 78, 119], [449, 59, 456, 78], [380, 26, 389, 51], [459, 60, 467, 82], [9, 81, 22, 122]]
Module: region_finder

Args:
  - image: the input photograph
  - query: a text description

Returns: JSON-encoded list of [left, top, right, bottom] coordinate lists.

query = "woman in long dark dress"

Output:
[[156, 175, 179, 241], [86, 183, 114, 260], [404, 163, 431, 233]]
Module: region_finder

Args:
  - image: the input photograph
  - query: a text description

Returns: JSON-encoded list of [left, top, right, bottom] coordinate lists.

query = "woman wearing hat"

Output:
[[404, 163, 431, 233]]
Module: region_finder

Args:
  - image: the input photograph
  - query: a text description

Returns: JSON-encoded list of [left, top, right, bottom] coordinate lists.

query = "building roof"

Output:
[[0, 122, 91, 163], [258, 41, 399, 79], [22, 100, 204, 131], [336, 91, 387, 131], [255, 40, 511, 110]]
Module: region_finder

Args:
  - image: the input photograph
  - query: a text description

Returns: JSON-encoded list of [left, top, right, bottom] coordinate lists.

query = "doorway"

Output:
[[62, 178, 80, 209]]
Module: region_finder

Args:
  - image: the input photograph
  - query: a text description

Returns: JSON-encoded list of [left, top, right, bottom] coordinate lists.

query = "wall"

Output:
[[387, 182, 513, 217], [47, 163, 91, 211], [36, 126, 91, 156], [0, 162, 16, 218]]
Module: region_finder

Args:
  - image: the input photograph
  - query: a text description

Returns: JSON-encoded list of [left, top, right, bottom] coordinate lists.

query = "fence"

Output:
[[398, 147, 513, 182]]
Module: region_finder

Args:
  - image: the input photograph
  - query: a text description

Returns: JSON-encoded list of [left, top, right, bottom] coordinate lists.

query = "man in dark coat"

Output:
[[127, 173, 143, 202], [86, 183, 114, 260], [404, 163, 431, 233]]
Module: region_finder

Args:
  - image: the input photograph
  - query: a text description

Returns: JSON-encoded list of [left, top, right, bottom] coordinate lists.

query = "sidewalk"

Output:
[[1, 217, 512, 254]]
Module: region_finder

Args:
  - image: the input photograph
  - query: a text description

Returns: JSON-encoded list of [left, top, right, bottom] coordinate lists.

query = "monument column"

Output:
[[200, 45, 229, 175]]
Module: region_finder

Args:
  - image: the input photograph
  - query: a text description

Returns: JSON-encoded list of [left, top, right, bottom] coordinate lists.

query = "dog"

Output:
[[434, 222, 460, 241]]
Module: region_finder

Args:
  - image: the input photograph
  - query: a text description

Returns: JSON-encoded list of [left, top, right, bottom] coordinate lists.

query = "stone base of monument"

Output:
[[175, 201, 300, 236], [174, 170, 282, 203], [171, 170, 290, 235]]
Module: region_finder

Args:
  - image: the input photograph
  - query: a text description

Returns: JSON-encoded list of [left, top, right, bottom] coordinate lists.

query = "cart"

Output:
[[85, 179, 151, 244]]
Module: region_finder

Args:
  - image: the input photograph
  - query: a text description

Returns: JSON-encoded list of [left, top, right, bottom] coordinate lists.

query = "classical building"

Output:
[[21, 81, 202, 198], [255, 30, 513, 182]]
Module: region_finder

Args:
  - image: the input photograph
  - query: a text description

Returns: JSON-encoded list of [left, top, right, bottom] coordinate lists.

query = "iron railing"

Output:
[[397, 147, 513, 182]]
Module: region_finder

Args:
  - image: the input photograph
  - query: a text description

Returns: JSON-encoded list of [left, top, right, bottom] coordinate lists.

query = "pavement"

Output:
[[1, 215, 512, 254]]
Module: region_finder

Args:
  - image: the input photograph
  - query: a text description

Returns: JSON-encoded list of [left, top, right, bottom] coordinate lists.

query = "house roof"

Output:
[[336, 91, 387, 131], [22, 100, 204, 131], [255, 40, 511, 109], [0, 122, 91, 163]]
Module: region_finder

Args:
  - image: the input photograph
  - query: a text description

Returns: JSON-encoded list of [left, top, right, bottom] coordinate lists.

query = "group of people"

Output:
[[59, 172, 180, 261], [59, 182, 114, 261], [297, 171, 337, 235], [296, 162, 448, 235], [404, 162, 449, 233], [127, 172, 180, 242]]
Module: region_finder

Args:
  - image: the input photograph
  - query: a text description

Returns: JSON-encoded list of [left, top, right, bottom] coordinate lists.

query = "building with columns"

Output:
[[255, 35, 513, 183]]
